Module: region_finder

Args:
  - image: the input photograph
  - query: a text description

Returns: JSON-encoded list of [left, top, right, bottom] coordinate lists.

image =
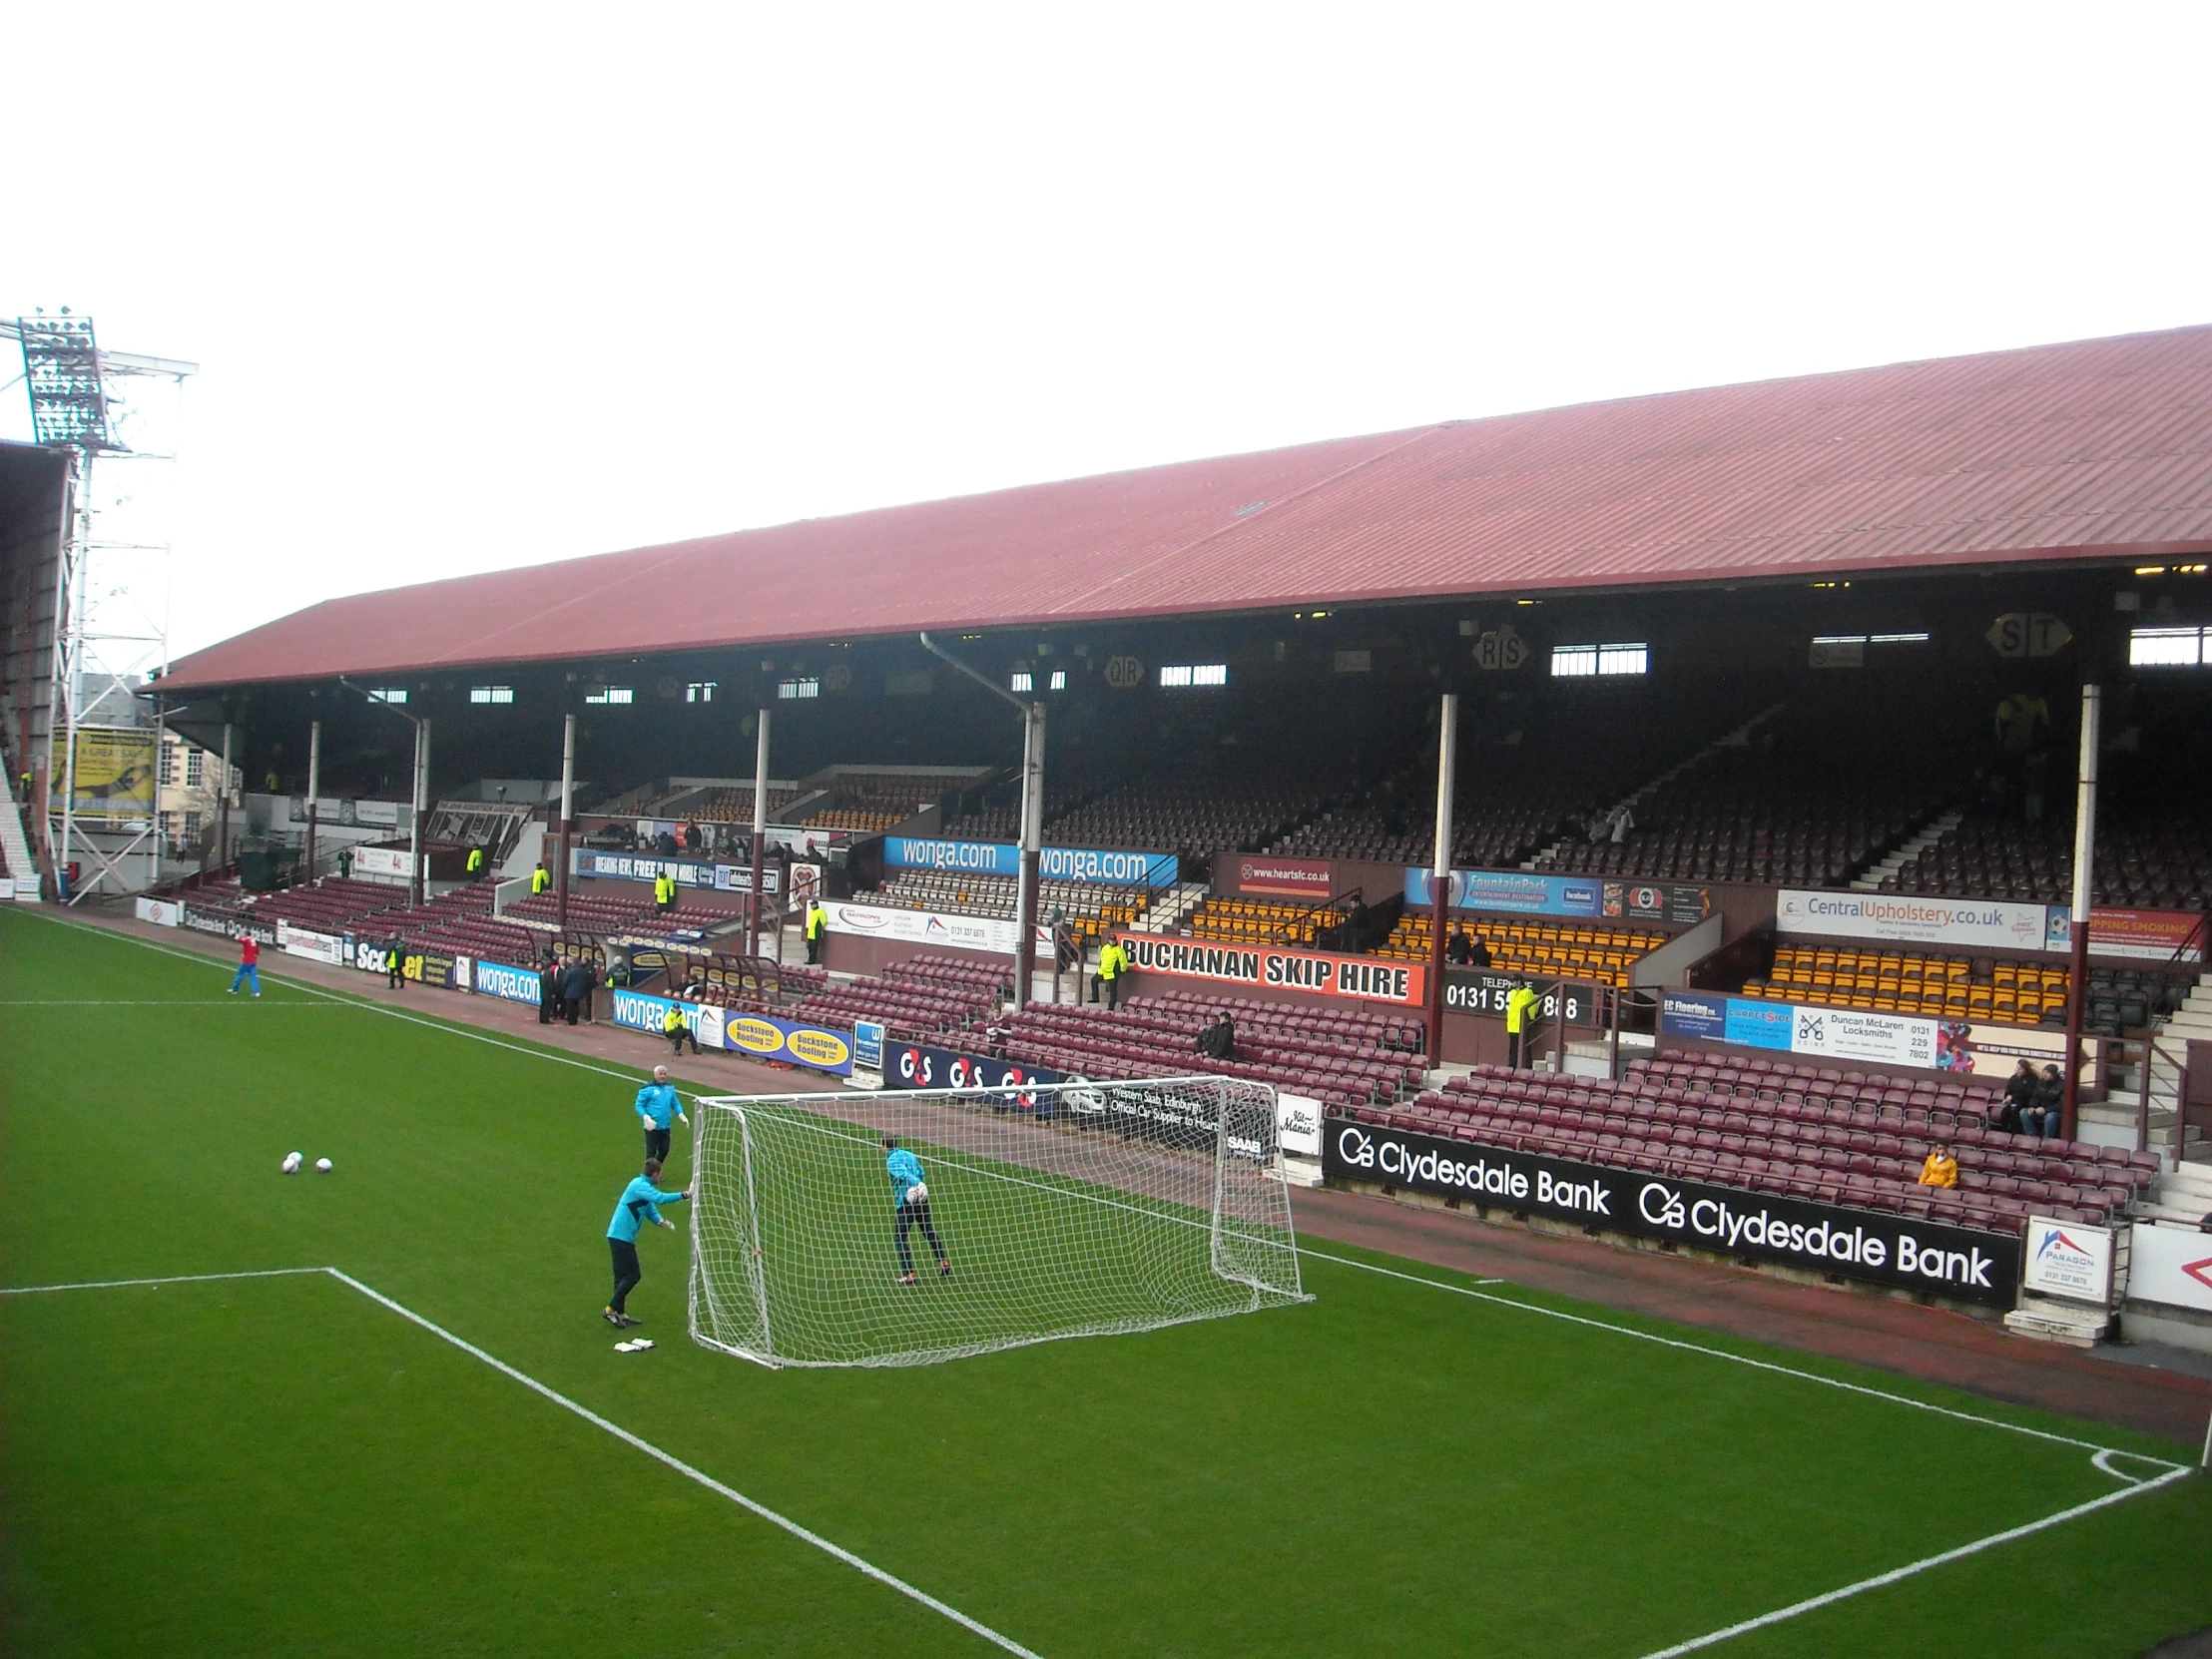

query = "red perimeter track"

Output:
[[64, 906, 2211, 1445]]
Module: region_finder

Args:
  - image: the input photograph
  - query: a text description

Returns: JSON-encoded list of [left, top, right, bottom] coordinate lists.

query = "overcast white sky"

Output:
[[5, 1, 2208, 661]]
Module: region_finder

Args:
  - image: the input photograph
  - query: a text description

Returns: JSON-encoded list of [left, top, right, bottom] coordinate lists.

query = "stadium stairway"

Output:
[[499, 819, 546, 879], [1851, 810, 1962, 892], [1515, 704, 1786, 871], [2144, 1158, 2212, 1226], [0, 776, 39, 899], [1128, 881, 1208, 932]]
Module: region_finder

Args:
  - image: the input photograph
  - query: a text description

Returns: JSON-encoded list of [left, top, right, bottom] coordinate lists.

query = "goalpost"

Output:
[[687, 1077, 1309, 1369]]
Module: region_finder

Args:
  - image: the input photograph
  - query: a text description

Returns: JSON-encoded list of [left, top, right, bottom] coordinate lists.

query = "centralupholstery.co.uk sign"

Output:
[[1324, 1120, 2021, 1306]]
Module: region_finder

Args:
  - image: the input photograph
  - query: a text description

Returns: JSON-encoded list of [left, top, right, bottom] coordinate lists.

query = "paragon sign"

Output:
[[1113, 933, 1425, 1006], [1325, 1121, 2020, 1305]]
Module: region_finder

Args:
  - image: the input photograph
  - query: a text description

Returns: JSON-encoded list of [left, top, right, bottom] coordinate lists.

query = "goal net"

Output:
[[687, 1077, 1308, 1369]]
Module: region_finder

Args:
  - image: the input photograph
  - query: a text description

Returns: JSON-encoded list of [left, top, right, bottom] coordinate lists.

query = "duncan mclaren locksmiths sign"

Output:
[[1325, 1121, 2020, 1306]]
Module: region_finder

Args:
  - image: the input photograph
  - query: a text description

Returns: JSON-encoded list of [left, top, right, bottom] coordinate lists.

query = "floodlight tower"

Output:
[[4, 312, 198, 901]]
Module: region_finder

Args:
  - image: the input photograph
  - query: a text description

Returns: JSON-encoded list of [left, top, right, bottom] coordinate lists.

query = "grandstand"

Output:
[[872, 869, 1158, 947], [1356, 1052, 2161, 1230], [55, 319, 2211, 1330]]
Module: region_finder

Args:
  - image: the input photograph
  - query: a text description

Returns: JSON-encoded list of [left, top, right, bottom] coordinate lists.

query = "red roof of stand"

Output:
[[163, 324, 2212, 691]]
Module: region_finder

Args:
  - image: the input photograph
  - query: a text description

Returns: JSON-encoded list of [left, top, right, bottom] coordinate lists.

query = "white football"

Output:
[[907, 1182, 928, 1205], [281, 1152, 302, 1174], [315, 1157, 333, 1173]]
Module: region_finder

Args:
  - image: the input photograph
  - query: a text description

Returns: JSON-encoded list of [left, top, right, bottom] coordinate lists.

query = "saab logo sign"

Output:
[[1327, 1123, 2020, 1305], [2022, 1217, 2114, 1305]]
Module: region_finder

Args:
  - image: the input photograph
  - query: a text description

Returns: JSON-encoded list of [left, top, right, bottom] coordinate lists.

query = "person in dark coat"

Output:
[[1995, 1060, 2035, 1134], [559, 958, 593, 1026], [1195, 1012, 1237, 1063], [1445, 927, 1475, 966], [538, 958, 561, 1025], [2025, 1063, 2065, 1141]]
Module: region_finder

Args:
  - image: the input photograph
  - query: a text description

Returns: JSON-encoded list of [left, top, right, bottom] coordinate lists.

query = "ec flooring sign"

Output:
[[1325, 1121, 2020, 1305]]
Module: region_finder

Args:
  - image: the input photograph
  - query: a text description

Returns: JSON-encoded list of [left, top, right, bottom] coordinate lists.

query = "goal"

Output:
[[687, 1077, 1309, 1369]]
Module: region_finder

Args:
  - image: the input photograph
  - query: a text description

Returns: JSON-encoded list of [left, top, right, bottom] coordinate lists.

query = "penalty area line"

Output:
[[1633, 1461, 2192, 1658], [1297, 1248, 2183, 1467], [1, 1261, 1044, 1659], [0, 1267, 331, 1296], [323, 1269, 1043, 1659], [25, 911, 700, 1097]]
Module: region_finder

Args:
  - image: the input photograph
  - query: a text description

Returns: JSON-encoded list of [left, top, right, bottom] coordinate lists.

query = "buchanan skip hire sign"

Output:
[[1110, 933, 1426, 1006], [1325, 1120, 2020, 1305]]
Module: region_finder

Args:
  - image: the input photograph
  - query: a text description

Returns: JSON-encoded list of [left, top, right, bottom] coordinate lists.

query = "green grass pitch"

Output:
[[3, 909, 2208, 1657]]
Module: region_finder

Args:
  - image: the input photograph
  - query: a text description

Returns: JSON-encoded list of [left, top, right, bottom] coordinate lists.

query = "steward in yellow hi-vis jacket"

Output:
[[1504, 981, 1540, 1070], [1092, 937, 1129, 1011]]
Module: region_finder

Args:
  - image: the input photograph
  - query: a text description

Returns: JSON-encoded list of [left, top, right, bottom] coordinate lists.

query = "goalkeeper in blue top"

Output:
[[882, 1136, 950, 1285], [634, 1066, 688, 1166], [604, 1157, 689, 1329]]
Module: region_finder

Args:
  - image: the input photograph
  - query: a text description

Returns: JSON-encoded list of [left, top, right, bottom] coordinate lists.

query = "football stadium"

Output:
[[5, 323, 2212, 1656]]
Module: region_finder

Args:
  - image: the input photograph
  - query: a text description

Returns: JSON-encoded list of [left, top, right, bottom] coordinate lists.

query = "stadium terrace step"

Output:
[[1851, 809, 1962, 892], [0, 774, 39, 898], [2002, 1300, 2109, 1349]]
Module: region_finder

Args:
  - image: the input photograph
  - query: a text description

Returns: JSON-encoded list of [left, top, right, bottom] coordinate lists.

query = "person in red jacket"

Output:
[[229, 933, 263, 997]]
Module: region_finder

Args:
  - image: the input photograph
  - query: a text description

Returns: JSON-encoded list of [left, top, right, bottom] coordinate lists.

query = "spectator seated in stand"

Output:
[[1918, 1142, 1959, 1188], [1194, 1012, 1237, 1063], [1996, 1061, 2035, 1134]]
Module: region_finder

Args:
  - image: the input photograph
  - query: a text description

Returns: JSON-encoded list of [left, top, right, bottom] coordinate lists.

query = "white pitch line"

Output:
[[23, 912, 696, 1096], [1633, 1463, 2194, 1658], [1297, 1248, 2185, 1466], [321, 1270, 1040, 1658], [0, 1267, 329, 1296], [0, 1260, 1041, 1659], [0, 999, 345, 1005]]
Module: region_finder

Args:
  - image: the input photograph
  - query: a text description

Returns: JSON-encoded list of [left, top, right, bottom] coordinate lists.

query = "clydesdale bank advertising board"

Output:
[[1326, 1122, 2021, 1306]]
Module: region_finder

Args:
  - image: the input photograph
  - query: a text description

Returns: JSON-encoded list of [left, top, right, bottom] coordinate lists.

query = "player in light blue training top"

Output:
[[882, 1136, 949, 1285], [634, 1065, 687, 1166], [604, 1156, 688, 1329]]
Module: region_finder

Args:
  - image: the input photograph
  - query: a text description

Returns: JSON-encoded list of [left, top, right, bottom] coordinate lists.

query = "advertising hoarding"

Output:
[[1112, 932, 1425, 1007], [2021, 1217, 2114, 1305], [1406, 868, 1708, 924], [880, 1041, 1065, 1095], [1276, 1092, 1323, 1157], [1776, 889, 2060, 954], [473, 959, 543, 1006], [608, 989, 854, 1076], [2125, 1224, 2212, 1315], [1325, 1120, 2020, 1304], [1442, 970, 1596, 1027], [349, 845, 419, 881], [881, 836, 1178, 887], [827, 901, 1051, 959], [68, 729, 157, 819], [1234, 856, 1336, 898], [1661, 990, 2076, 1079], [275, 922, 347, 966]]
